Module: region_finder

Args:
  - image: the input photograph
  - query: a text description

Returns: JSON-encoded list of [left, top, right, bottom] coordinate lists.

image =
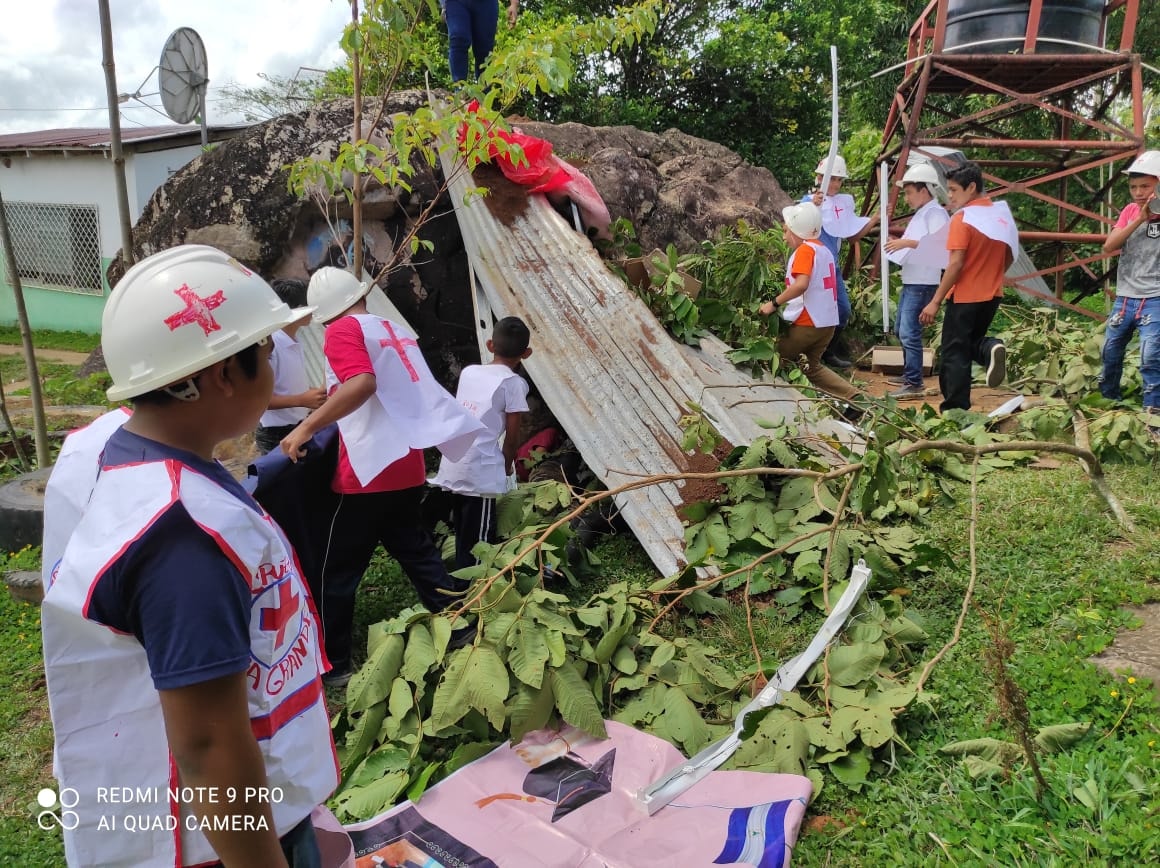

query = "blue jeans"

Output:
[[894, 284, 937, 386], [446, 0, 499, 81], [1100, 295, 1160, 410]]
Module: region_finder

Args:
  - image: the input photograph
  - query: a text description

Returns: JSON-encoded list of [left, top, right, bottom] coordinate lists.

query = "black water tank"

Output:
[[945, 0, 1105, 54]]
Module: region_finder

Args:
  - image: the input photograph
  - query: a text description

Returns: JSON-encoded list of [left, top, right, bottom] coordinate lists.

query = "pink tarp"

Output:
[[317, 721, 813, 868]]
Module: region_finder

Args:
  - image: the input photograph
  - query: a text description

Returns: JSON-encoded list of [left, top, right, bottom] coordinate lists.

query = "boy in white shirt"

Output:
[[432, 316, 533, 569], [884, 162, 950, 398], [254, 278, 326, 453]]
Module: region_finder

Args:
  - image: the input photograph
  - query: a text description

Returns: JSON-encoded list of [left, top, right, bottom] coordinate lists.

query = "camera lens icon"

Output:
[[37, 787, 80, 831]]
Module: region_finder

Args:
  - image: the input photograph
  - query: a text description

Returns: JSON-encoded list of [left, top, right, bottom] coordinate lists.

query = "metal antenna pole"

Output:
[[98, 0, 135, 268]]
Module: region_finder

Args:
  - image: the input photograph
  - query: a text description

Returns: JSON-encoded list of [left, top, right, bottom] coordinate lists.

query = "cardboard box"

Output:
[[870, 345, 934, 375], [621, 248, 702, 300]]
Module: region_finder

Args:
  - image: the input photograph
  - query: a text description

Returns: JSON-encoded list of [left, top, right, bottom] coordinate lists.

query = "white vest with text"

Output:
[[42, 460, 338, 867]]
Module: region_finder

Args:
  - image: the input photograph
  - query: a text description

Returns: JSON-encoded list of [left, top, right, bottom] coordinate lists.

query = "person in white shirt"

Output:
[[255, 278, 326, 453], [884, 163, 951, 398], [432, 316, 532, 569]]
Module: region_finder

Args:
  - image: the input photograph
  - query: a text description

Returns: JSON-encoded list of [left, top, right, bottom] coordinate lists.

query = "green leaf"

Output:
[[509, 681, 557, 743], [405, 762, 442, 804], [331, 771, 409, 822], [387, 677, 412, 720], [658, 687, 713, 755], [346, 746, 410, 789], [940, 738, 1022, 765], [549, 664, 608, 739], [594, 610, 634, 664], [962, 756, 1005, 780], [826, 642, 887, 687], [429, 646, 511, 732], [401, 623, 437, 683], [341, 702, 386, 770], [347, 634, 405, 710], [510, 621, 551, 689], [1034, 722, 1091, 753], [611, 644, 638, 675], [829, 746, 871, 791]]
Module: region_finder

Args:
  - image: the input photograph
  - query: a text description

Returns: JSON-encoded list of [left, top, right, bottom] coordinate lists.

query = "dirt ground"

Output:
[[848, 357, 1023, 415]]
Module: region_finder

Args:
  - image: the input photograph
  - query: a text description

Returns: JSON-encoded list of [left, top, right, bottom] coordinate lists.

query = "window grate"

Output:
[[1, 201, 104, 295]]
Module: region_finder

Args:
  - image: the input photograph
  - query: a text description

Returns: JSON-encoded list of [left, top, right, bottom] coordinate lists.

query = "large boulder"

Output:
[[115, 93, 794, 378]]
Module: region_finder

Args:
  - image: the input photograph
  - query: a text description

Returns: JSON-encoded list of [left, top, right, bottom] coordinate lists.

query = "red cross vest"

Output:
[[782, 240, 840, 328], [326, 314, 484, 486], [42, 459, 339, 867]]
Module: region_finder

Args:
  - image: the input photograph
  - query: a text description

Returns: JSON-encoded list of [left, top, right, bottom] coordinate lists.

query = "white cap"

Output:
[[1125, 150, 1160, 178]]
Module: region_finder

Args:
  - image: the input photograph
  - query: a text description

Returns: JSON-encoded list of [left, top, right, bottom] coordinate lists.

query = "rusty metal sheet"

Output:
[[439, 150, 858, 579]]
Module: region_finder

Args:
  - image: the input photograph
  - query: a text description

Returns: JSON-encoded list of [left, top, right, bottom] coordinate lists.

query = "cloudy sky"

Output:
[[0, 0, 352, 134]]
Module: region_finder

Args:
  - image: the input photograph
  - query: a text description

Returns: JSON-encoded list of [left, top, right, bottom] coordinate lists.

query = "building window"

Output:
[[1, 201, 104, 295]]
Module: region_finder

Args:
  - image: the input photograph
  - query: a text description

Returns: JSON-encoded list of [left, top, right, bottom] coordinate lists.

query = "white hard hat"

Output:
[[815, 155, 848, 179], [103, 245, 304, 401], [898, 162, 941, 187], [1125, 150, 1160, 178], [782, 202, 823, 240], [897, 161, 947, 203], [308, 267, 369, 324]]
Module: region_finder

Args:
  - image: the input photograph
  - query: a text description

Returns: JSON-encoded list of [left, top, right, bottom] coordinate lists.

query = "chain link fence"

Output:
[[1, 201, 104, 295]]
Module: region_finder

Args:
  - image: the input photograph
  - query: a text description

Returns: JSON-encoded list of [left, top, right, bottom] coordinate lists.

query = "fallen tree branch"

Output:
[[898, 437, 1134, 533]]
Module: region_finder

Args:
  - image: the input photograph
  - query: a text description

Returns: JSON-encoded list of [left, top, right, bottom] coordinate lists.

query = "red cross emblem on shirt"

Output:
[[824, 262, 838, 299], [379, 320, 421, 382], [831, 203, 843, 219], [163, 284, 225, 336], [259, 581, 300, 647]]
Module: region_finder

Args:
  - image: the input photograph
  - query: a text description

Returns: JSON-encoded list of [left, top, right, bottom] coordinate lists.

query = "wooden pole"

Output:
[[0, 185, 50, 467], [98, 0, 135, 268], [350, 0, 364, 278]]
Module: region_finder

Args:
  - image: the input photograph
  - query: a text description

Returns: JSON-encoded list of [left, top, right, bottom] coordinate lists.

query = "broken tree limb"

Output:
[[1071, 412, 1136, 534], [898, 438, 1134, 533]]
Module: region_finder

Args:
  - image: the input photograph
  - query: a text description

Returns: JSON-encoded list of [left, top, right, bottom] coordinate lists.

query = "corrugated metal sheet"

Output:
[[0, 124, 248, 152], [440, 151, 857, 579]]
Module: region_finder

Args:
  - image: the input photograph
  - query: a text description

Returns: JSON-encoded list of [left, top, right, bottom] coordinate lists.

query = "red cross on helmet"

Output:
[[307, 266, 370, 324], [102, 245, 310, 401], [1124, 150, 1160, 179]]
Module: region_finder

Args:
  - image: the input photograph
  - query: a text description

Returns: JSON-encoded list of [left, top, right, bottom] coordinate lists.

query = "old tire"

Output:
[[0, 467, 50, 554]]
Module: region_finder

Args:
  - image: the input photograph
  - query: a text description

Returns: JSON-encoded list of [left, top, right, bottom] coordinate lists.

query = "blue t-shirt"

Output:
[[85, 428, 260, 691]]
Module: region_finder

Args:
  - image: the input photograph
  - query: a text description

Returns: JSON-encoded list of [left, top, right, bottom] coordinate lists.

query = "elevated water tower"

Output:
[[868, 0, 1146, 305]]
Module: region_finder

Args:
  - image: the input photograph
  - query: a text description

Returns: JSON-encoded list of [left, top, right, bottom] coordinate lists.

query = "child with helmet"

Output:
[[803, 153, 879, 369], [760, 202, 864, 403], [1100, 149, 1160, 429], [41, 245, 338, 866], [884, 162, 951, 398], [280, 267, 485, 686]]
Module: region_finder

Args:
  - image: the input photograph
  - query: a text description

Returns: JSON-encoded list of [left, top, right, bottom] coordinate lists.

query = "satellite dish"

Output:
[[159, 27, 208, 142]]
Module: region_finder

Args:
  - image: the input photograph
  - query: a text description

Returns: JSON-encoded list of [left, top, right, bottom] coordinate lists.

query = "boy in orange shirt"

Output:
[[919, 161, 1016, 411], [760, 202, 862, 402]]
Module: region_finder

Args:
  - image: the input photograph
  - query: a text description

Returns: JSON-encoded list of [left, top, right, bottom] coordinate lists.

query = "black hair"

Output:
[[945, 161, 984, 197], [270, 277, 309, 309], [492, 316, 530, 358], [128, 342, 264, 406]]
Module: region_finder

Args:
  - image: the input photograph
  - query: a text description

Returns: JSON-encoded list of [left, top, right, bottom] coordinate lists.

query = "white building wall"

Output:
[[131, 145, 205, 213], [0, 152, 122, 256]]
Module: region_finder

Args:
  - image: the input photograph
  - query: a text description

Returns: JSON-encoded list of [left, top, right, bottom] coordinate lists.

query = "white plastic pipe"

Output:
[[880, 161, 891, 336], [818, 46, 840, 196]]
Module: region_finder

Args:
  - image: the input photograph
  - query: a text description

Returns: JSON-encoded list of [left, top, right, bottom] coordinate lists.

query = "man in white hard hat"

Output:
[[919, 161, 1017, 411], [41, 245, 338, 867], [1100, 149, 1160, 429], [280, 267, 484, 686], [884, 162, 950, 398], [804, 153, 879, 369], [759, 202, 864, 404]]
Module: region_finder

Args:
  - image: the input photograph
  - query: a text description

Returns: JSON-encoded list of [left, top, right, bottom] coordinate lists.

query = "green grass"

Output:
[[792, 464, 1160, 866], [0, 554, 64, 865], [0, 328, 99, 354]]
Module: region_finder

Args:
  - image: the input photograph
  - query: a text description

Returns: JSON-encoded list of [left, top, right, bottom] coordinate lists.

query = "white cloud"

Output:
[[0, 0, 351, 133]]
